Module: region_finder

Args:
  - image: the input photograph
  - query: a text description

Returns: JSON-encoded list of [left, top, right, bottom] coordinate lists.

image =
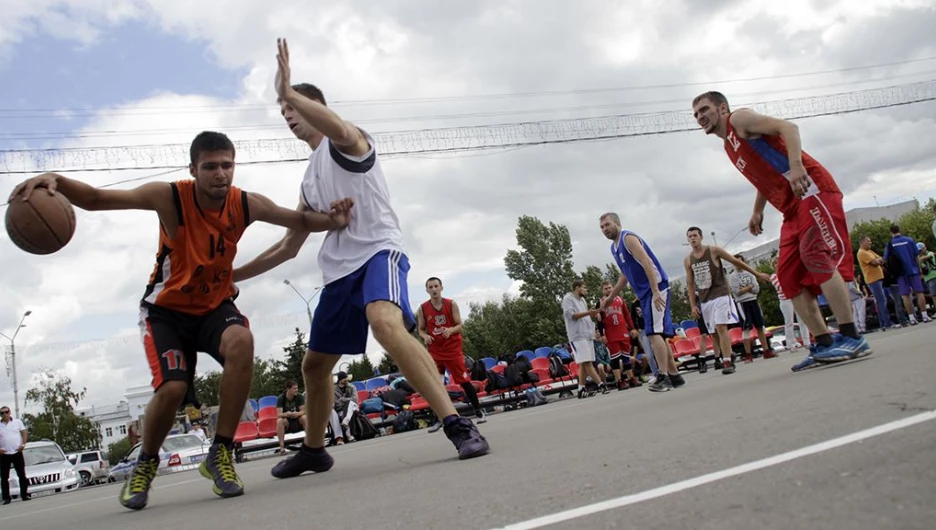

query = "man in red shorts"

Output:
[[597, 281, 644, 389], [417, 277, 487, 432], [692, 91, 872, 370]]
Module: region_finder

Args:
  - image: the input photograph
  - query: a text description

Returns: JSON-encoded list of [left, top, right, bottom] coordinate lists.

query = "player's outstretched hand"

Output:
[[328, 197, 355, 228], [748, 211, 764, 236], [9, 173, 58, 202], [275, 38, 293, 101]]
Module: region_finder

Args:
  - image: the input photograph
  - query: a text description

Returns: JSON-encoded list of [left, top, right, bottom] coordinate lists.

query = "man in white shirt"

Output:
[[0, 406, 30, 503], [562, 279, 609, 399], [234, 39, 490, 479]]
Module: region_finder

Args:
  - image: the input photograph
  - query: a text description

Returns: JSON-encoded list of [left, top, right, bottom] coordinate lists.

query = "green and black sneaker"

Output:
[[119, 456, 159, 510], [199, 443, 244, 498]]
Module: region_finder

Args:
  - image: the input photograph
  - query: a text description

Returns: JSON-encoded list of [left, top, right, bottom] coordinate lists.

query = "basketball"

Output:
[[4, 191, 77, 255]]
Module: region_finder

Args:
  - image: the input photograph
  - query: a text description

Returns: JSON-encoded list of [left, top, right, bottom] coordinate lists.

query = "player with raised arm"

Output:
[[684, 226, 770, 375], [233, 39, 489, 478], [599, 212, 685, 393], [692, 91, 872, 370], [8, 131, 353, 510]]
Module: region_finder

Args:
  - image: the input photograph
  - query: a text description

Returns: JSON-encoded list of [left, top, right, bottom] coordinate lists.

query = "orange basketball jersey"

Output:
[[142, 179, 250, 315]]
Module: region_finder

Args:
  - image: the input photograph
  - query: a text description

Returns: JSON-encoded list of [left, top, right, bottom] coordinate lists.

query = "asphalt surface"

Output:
[[1, 324, 934, 529]]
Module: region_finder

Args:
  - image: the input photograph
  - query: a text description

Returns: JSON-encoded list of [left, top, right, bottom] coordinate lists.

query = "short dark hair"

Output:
[[572, 279, 586, 290], [601, 280, 613, 287], [426, 277, 442, 287], [687, 226, 703, 236], [733, 254, 746, 263], [693, 91, 729, 110], [286, 380, 298, 390], [189, 131, 235, 166], [291, 83, 326, 105], [890, 224, 901, 234]]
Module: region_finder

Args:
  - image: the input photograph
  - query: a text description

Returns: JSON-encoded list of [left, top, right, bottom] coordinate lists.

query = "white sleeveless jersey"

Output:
[[299, 130, 405, 285]]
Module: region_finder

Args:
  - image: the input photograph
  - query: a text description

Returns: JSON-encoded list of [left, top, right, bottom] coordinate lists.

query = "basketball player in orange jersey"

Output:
[[692, 91, 872, 371], [417, 277, 487, 431], [8, 131, 354, 510]]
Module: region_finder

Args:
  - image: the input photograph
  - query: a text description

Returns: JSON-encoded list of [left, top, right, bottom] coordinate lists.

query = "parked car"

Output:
[[8, 440, 80, 499], [66, 450, 110, 486], [108, 433, 210, 483]]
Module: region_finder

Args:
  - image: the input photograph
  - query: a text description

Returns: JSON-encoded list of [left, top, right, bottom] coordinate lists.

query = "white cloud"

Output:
[[2, 0, 936, 412]]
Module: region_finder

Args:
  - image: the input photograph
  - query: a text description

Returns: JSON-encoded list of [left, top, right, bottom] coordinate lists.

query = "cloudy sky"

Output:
[[1, 0, 935, 411]]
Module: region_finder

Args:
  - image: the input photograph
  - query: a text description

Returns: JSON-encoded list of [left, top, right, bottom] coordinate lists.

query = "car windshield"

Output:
[[24, 445, 65, 466], [162, 435, 206, 452]]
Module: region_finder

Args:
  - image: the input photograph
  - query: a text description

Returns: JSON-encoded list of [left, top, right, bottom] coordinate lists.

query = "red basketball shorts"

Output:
[[434, 355, 471, 385], [777, 192, 854, 299]]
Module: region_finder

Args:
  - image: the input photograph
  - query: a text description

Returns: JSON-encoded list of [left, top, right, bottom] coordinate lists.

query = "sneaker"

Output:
[[669, 374, 686, 388], [598, 383, 610, 395], [762, 349, 779, 359], [443, 417, 490, 460], [475, 409, 488, 424], [119, 456, 159, 510], [617, 379, 629, 391], [742, 354, 754, 363], [791, 355, 820, 372], [427, 420, 444, 433], [648, 375, 673, 392], [922, 315, 933, 323], [698, 358, 708, 373], [721, 359, 736, 374], [714, 357, 723, 370], [271, 444, 335, 479], [577, 387, 588, 399], [812, 335, 873, 363], [199, 444, 244, 498], [628, 377, 642, 388]]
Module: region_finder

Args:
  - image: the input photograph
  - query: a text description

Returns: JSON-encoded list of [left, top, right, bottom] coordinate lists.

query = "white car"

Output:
[[108, 433, 211, 482], [8, 440, 80, 499]]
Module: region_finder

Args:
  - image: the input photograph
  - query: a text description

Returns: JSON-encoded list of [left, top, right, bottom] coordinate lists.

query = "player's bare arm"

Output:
[[731, 109, 811, 197], [275, 38, 369, 157], [624, 234, 666, 310], [416, 305, 433, 345], [684, 256, 700, 317], [10, 172, 179, 233], [602, 274, 630, 310], [712, 246, 770, 282], [749, 191, 768, 236], [232, 199, 313, 282], [247, 192, 353, 233], [444, 301, 465, 338]]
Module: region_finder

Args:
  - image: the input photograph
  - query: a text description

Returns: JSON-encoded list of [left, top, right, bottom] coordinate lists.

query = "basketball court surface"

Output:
[[2, 325, 934, 530]]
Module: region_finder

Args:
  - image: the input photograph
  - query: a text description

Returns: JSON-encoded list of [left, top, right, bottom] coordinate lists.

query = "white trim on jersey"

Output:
[[143, 254, 173, 306], [387, 250, 402, 304]]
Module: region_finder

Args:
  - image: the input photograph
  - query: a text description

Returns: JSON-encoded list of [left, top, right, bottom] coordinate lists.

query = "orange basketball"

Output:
[[5, 191, 77, 255]]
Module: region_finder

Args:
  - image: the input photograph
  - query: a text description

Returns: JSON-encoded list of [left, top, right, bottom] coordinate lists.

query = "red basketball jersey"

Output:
[[724, 111, 841, 215], [420, 298, 463, 359], [601, 296, 634, 342]]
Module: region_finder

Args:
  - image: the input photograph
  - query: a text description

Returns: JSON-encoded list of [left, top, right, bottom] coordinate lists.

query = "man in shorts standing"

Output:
[[233, 39, 489, 477], [692, 91, 872, 370], [599, 213, 686, 392], [684, 226, 769, 374], [562, 280, 609, 398], [417, 277, 487, 431], [9, 131, 351, 509]]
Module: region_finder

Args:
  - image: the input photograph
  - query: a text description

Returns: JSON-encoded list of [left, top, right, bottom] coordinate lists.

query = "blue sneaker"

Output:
[[791, 355, 820, 372], [812, 335, 873, 363]]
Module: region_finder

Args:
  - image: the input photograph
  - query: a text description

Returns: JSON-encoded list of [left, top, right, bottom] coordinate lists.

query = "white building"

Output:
[[125, 385, 153, 422], [76, 402, 131, 452]]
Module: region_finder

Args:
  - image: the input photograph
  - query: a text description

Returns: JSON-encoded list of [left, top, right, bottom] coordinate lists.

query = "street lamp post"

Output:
[[1, 310, 32, 419], [283, 280, 322, 328]]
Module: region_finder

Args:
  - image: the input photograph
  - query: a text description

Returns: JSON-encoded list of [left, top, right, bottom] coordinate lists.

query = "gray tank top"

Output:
[[690, 247, 730, 303]]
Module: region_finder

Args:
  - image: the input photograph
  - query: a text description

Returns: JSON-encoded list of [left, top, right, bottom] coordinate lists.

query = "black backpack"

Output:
[[470, 359, 488, 382], [348, 410, 380, 440], [548, 352, 569, 379], [393, 410, 416, 433], [503, 363, 524, 387]]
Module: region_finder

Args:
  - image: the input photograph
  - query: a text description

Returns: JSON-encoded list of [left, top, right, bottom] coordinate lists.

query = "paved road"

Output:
[[2, 325, 934, 529]]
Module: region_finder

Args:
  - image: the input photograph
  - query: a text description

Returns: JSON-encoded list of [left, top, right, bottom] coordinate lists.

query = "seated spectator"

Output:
[[330, 372, 359, 444], [277, 381, 306, 454]]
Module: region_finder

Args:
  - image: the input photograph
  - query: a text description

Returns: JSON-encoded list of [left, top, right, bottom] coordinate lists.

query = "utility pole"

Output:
[[1, 310, 32, 419], [283, 279, 322, 328]]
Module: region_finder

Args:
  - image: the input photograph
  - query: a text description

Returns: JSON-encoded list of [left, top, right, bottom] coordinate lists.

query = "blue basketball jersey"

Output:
[[611, 229, 668, 300]]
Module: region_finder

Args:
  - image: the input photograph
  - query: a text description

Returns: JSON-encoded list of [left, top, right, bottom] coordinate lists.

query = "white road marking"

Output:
[[492, 409, 936, 530]]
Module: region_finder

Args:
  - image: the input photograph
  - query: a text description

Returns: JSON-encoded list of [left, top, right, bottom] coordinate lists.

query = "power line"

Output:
[[1, 55, 935, 117], [3, 72, 934, 141], [1, 80, 934, 178]]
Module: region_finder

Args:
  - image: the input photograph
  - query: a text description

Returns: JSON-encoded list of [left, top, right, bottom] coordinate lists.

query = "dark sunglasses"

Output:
[[0, 410, 9, 414]]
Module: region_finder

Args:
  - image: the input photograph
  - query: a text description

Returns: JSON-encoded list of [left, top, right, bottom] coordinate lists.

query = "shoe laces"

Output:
[[212, 445, 238, 482], [129, 459, 158, 493]]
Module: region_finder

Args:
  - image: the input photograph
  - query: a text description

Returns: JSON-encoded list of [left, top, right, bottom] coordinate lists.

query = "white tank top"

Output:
[[299, 130, 405, 285]]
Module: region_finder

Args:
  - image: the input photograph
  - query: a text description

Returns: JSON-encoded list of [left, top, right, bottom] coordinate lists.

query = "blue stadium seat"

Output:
[[351, 381, 366, 392], [258, 395, 278, 410], [533, 347, 552, 359], [481, 357, 497, 370], [515, 350, 534, 362], [248, 399, 259, 413], [680, 320, 698, 330]]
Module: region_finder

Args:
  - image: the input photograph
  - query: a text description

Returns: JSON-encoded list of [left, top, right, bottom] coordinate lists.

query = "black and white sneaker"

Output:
[[648, 375, 673, 392], [669, 373, 686, 388], [598, 383, 610, 395], [577, 387, 589, 399]]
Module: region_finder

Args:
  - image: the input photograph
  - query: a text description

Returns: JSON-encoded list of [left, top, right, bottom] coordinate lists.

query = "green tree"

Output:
[[462, 294, 558, 360], [581, 265, 606, 306], [754, 257, 783, 328], [377, 352, 396, 374], [668, 280, 692, 325], [504, 215, 577, 303], [22, 370, 101, 452], [193, 371, 223, 408], [279, 328, 308, 391], [251, 357, 289, 399], [346, 355, 376, 382], [107, 437, 133, 465]]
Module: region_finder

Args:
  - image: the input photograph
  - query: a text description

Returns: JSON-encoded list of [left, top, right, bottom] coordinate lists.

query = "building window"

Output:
[[105, 427, 113, 437], [119, 425, 127, 435]]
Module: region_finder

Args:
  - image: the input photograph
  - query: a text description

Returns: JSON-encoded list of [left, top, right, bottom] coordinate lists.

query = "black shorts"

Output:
[[285, 418, 304, 434], [610, 355, 633, 371], [139, 300, 249, 390], [696, 312, 707, 333], [739, 300, 765, 330]]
